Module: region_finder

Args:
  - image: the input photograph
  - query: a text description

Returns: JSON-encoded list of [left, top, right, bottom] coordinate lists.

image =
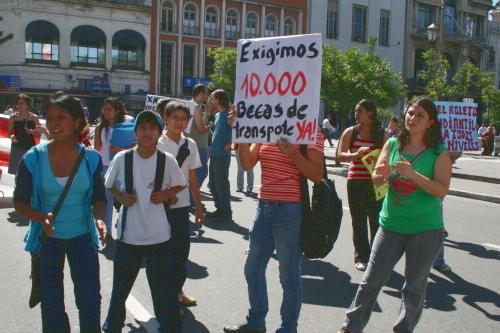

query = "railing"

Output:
[[182, 25, 198, 36], [225, 30, 240, 40]]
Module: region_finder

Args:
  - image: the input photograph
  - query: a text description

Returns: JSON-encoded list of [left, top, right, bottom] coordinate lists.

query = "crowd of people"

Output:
[[5, 88, 467, 333]]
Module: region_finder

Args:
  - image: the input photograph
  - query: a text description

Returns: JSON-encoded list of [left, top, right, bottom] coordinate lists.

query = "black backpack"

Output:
[[300, 146, 343, 259]]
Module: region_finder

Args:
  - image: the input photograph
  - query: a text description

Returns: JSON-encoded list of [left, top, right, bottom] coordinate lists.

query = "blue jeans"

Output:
[[343, 227, 442, 333], [104, 240, 179, 333], [208, 155, 232, 217], [244, 201, 303, 333], [39, 233, 101, 333], [236, 150, 254, 191]]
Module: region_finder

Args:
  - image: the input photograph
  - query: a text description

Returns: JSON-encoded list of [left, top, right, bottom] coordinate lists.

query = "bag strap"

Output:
[[154, 150, 170, 215], [119, 149, 134, 240], [299, 146, 311, 213], [52, 148, 85, 220], [176, 139, 189, 167], [391, 148, 429, 182]]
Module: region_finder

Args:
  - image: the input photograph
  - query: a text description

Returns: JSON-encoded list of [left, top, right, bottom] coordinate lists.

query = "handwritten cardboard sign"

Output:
[[435, 101, 481, 152], [144, 94, 196, 133], [233, 34, 323, 144]]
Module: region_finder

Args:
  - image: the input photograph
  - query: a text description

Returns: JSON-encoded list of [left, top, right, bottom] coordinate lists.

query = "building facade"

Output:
[[309, 0, 407, 74], [149, 0, 308, 97], [404, 0, 493, 94], [0, 0, 151, 116], [488, 5, 500, 89]]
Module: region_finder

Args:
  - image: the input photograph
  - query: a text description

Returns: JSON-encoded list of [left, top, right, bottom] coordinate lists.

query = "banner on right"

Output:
[[435, 101, 481, 152]]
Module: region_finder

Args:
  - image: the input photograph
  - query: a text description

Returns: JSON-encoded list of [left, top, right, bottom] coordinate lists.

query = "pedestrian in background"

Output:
[[337, 99, 387, 272], [13, 94, 107, 333], [205, 89, 233, 222], [224, 110, 324, 333], [234, 143, 254, 194], [93, 97, 126, 239], [338, 96, 452, 333], [157, 101, 204, 308], [8, 94, 41, 174], [322, 114, 337, 147], [386, 116, 400, 138]]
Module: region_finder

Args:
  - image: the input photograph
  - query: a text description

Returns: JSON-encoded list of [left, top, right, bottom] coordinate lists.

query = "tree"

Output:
[[451, 60, 495, 101], [207, 47, 237, 98], [419, 49, 451, 100], [321, 37, 406, 132]]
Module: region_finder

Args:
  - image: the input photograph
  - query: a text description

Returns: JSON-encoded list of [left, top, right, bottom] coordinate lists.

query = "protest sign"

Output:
[[435, 101, 481, 152], [144, 94, 196, 133], [361, 149, 389, 201], [233, 34, 322, 144]]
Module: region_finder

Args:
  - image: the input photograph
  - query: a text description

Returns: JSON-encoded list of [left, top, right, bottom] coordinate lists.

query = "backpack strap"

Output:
[[154, 150, 170, 219], [176, 139, 190, 168], [119, 149, 134, 240]]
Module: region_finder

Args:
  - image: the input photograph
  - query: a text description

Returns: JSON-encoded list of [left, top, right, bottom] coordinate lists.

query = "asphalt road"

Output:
[[1, 157, 499, 333]]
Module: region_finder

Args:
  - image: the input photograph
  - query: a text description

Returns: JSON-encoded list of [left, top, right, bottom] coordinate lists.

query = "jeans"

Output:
[[244, 201, 303, 333], [208, 155, 232, 217], [104, 240, 179, 333], [236, 150, 254, 191], [167, 207, 190, 294], [347, 179, 382, 263], [343, 227, 443, 333], [103, 165, 114, 233], [39, 233, 101, 333]]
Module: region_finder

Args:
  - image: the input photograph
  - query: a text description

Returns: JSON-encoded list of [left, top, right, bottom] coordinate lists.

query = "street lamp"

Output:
[[427, 23, 438, 42]]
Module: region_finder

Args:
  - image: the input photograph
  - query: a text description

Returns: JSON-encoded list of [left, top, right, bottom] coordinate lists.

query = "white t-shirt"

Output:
[[156, 134, 201, 208], [99, 127, 114, 166], [322, 118, 335, 131], [478, 126, 487, 136], [104, 149, 187, 245]]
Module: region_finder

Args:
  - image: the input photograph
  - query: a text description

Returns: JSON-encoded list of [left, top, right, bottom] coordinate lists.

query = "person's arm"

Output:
[[32, 115, 42, 138], [238, 143, 261, 170], [94, 125, 102, 150], [336, 127, 370, 162], [394, 150, 452, 198], [8, 115, 16, 142], [193, 105, 210, 133], [277, 138, 324, 183], [188, 169, 204, 224], [372, 140, 392, 186], [108, 186, 137, 206]]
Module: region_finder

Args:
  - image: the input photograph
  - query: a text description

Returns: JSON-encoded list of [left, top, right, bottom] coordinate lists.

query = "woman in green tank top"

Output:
[[338, 96, 452, 333]]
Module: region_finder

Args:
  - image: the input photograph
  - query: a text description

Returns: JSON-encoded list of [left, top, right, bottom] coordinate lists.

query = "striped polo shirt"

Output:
[[348, 135, 378, 180], [259, 130, 324, 202]]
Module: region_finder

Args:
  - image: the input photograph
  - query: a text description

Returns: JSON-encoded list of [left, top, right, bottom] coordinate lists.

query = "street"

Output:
[[1, 156, 499, 333]]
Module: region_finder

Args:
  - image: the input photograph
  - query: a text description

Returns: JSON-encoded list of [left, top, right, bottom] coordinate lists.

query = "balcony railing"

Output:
[[182, 25, 198, 35], [204, 27, 219, 38]]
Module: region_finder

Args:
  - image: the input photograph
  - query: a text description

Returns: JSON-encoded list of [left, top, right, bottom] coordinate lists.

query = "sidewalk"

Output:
[[323, 140, 500, 204]]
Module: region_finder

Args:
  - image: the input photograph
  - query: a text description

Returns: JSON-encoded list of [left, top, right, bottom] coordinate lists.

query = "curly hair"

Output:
[[398, 96, 443, 150], [99, 97, 126, 128]]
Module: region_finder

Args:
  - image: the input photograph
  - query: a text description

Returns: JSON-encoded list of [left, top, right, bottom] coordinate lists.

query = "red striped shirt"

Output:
[[259, 130, 324, 202], [348, 136, 377, 179]]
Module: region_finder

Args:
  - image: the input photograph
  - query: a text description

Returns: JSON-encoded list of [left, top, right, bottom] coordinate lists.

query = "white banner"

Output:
[[233, 34, 323, 144], [435, 101, 481, 152], [144, 94, 196, 133]]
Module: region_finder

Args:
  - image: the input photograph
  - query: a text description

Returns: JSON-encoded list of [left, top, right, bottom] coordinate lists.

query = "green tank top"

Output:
[[379, 138, 445, 234]]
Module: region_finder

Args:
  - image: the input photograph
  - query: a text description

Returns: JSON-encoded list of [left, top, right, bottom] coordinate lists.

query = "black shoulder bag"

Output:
[[300, 146, 343, 259], [29, 147, 85, 308]]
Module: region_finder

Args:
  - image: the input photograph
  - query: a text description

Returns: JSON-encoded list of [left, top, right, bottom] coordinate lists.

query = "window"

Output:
[[160, 42, 174, 96], [183, 44, 196, 96], [352, 4, 367, 43], [226, 9, 239, 40], [284, 17, 296, 36], [183, 3, 197, 35], [465, 14, 483, 39], [205, 6, 218, 38], [444, 0, 456, 35], [415, 3, 434, 33], [265, 15, 277, 37], [326, 11, 338, 39], [25, 20, 59, 62], [205, 46, 216, 77], [379, 10, 390, 46], [112, 30, 146, 70], [414, 48, 425, 85], [70, 25, 105, 66], [161, 0, 176, 33], [246, 12, 258, 38]]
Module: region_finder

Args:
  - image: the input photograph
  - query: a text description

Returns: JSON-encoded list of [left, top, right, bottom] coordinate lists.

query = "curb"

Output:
[[452, 173, 500, 184], [326, 168, 500, 205]]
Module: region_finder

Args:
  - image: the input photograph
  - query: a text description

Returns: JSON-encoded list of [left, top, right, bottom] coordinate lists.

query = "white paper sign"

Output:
[[233, 34, 323, 144], [435, 101, 481, 152], [144, 94, 196, 133]]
